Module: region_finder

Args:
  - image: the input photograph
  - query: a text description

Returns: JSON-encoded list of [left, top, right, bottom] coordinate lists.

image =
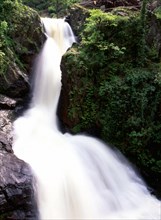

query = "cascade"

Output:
[[13, 17, 160, 220]]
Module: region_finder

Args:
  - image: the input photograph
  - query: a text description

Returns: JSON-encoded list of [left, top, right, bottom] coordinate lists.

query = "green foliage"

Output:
[[0, 0, 21, 18], [0, 20, 9, 75], [22, 0, 49, 12], [154, 6, 161, 20], [22, 0, 80, 17], [80, 10, 126, 69], [0, 0, 42, 79], [79, 9, 145, 71], [0, 1, 22, 77], [64, 8, 161, 176], [49, 0, 80, 17]]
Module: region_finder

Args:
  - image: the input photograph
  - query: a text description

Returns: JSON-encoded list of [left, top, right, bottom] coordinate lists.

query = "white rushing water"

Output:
[[13, 18, 160, 220]]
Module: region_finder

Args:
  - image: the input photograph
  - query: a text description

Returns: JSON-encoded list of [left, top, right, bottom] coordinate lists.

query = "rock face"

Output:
[[0, 148, 38, 220], [68, 4, 89, 37], [147, 13, 161, 61], [0, 98, 38, 220], [0, 2, 45, 100], [0, 2, 44, 219], [80, 0, 141, 10]]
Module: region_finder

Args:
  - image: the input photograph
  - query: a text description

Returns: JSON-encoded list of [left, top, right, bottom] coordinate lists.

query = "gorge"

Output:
[[1, 1, 161, 219], [12, 17, 160, 220]]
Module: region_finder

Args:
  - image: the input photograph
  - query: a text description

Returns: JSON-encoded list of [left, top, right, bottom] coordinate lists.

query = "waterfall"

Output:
[[13, 18, 160, 220]]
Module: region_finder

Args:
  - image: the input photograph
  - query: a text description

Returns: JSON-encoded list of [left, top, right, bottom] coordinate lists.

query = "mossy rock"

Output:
[[154, 6, 161, 19], [68, 4, 90, 37], [0, 0, 45, 98]]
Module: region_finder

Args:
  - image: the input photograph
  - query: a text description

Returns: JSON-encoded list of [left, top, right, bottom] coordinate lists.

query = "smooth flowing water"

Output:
[[13, 18, 160, 219]]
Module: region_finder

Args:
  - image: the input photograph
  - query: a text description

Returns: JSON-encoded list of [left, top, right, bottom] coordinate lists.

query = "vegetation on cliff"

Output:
[[0, 0, 43, 97], [22, 0, 80, 17], [62, 2, 161, 189]]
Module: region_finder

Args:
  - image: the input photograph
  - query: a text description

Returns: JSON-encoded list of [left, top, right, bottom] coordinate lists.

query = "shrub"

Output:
[[64, 9, 161, 177]]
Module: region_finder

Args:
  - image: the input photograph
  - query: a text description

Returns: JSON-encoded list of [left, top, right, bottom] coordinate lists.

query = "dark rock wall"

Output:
[[0, 146, 38, 220]]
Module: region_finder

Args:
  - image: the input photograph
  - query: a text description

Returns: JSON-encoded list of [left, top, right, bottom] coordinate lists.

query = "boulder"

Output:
[[0, 149, 38, 220]]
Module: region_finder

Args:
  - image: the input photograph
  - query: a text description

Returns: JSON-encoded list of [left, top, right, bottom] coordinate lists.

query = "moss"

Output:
[[154, 6, 161, 20], [0, 0, 43, 77], [0, 0, 44, 98]]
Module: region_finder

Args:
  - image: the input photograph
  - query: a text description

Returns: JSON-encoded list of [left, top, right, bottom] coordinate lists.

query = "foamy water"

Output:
[[13, 18, 161, 220]]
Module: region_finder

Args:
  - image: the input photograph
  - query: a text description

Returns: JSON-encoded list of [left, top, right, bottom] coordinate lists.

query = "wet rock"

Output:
[[0, 95, 16, 110], [0, 3, 43, 218], [68, 4, 89, 37], [0, 110, 14, 143], [0, 114, 38, 219], [0, 62, 30, 100], [0, 151, 38, 219], [0, 132, 12, 153]]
